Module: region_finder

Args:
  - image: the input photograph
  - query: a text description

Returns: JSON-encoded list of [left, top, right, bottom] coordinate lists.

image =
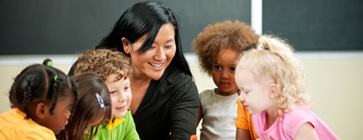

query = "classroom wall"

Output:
[[0, 53, 362, 139]]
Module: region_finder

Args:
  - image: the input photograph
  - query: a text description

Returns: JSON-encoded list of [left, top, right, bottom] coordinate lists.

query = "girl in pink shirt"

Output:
[[235, 35, 339, 140]]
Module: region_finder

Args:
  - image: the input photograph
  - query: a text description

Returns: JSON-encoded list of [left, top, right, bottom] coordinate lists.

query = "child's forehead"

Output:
[[213, 48, 238, 61]]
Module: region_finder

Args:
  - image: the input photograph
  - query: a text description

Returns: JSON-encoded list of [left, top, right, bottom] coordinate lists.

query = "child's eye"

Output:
[[230, 67, 236, 72], [110, 91, 117, 94], [124, 87, 129, 91], [236, 89, 242, 96], [214, 66, 221, 70]]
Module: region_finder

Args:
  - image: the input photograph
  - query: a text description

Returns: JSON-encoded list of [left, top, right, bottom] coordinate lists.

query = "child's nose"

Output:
[[238, 93, 245, 103], [221, 70, 228, 79], [118, 93, 127, 102]]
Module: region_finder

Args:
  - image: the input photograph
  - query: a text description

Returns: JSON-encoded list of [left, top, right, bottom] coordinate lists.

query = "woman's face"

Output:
[[123, 23, 176, 80]]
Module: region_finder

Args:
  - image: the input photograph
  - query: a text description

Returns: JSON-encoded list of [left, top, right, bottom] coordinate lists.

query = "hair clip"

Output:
[[46, 61, 53, 67], [240, 43, 257, 52], [95, 93, 105, 108], [54, 75, 58, 81], [257, 44, 265, 50]]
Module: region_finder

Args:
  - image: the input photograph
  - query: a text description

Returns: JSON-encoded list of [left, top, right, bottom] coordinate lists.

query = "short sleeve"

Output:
[[235, 99, 251, 130], [283, 107, 316, 139]]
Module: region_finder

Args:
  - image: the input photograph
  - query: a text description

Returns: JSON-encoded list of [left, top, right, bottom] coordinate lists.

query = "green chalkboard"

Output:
[[263, 0, 363, 51], [0, 0, 251, 55]]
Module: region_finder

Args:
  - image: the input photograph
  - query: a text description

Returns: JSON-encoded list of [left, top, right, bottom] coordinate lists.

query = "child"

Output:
[[72, 48, 140, 140], [193, 20, 259, 140], [57, 73, 112, 140], [0, 59, 77, 140], [235, 35, 339, 140]]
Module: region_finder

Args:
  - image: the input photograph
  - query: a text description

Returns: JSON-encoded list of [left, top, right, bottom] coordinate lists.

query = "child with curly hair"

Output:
[[235, 35, 339, 140], [71, 48, 140, 140], [193, 20, 259, 140], [0, 59, 77, 139]]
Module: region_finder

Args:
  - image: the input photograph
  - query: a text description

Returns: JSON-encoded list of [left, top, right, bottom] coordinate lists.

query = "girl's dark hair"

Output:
[[97, 1, 192, 76], [58, 73, 111, 140], [8, 59, 77, 119], [193, 20, 259, 76]]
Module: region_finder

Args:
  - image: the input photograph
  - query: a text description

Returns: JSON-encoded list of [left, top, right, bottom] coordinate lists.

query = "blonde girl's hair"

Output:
[[236, 35, 312, 112]]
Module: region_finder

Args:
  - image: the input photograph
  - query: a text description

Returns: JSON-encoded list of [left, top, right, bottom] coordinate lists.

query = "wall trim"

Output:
[[1, 51, 362, 66]]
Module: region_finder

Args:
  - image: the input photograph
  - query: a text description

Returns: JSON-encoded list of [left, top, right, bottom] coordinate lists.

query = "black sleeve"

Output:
[[169, 79, 200, 140]]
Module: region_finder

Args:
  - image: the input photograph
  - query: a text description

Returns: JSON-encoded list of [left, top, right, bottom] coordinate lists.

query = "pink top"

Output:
[[252, 106, 339, 140]]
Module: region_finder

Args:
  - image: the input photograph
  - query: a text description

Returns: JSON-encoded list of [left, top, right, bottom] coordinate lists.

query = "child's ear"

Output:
[[35, 102, 47, 119], [268, 83, 278, 98], [121, 37, 131, 54]]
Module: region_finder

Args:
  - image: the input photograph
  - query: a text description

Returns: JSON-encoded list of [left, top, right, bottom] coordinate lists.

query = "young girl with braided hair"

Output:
[[0, 59, 77, 140], [235, 35, 339, 140]]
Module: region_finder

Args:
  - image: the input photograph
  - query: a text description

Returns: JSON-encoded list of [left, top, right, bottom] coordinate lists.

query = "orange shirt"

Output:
[[0, 108, 56, 140], [235, 100, 258, 140]]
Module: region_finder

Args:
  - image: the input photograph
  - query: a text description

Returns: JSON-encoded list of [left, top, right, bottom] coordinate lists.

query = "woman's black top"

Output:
[[132, 66, 200, 140]]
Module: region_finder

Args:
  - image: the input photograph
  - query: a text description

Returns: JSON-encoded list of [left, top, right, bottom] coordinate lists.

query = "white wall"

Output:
[[1, 52, 362, 139]]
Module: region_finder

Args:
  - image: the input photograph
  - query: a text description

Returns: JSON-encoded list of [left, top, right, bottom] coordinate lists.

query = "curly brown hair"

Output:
[[73, 48, 132, 81], [193, 20, 259, 76]]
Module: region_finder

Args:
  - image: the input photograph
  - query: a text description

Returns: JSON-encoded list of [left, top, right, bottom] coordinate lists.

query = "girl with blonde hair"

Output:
[[235, 35, 339, 140]]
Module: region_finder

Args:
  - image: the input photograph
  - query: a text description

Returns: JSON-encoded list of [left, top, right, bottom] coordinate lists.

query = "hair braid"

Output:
[[49, 76, 60, 115], [22, 85, 32, 119]]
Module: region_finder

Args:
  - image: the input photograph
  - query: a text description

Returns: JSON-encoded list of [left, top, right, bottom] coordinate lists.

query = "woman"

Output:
[[97, 2, 199, 140]]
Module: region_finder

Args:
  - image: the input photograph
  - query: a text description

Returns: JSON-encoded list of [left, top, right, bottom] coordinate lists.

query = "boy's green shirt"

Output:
[[85, 110, 140, 140]]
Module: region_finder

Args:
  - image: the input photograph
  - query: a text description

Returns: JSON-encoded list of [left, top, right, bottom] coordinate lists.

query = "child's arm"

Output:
[[294, 123, 319, 140], [236, 128, 252, 140], [123, 110, 141, 140], [235, 99, 256, 140], [196, 106, 203, 126]]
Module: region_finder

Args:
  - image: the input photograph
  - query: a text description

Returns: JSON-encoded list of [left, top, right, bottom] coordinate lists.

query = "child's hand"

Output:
[[190, 135, 197, 140]]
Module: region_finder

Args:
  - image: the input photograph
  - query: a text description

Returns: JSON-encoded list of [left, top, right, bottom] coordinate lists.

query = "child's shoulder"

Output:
[[282, 106, 316, 129], [199, 89, 216, 98], [0, 109, 56, 140], [200, 89, 215, 95], [284, 106, 313, 119]]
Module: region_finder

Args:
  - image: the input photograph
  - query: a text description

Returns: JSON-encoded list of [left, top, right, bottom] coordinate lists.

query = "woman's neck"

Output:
[[131, 67, 152, 82], [129, 67, 152, 115]]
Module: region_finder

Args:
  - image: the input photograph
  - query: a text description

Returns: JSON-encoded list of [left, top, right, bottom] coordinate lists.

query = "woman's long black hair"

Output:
[[97, 1, 192, 76]]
